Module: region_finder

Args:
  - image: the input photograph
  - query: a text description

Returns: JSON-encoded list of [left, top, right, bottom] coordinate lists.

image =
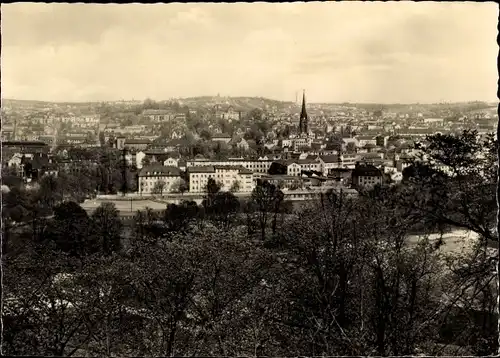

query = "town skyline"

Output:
[[3, 2, 498, 104]]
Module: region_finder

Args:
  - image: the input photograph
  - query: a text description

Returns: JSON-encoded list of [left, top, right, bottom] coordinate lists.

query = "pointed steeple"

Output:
[[299, 90, 308, 134]]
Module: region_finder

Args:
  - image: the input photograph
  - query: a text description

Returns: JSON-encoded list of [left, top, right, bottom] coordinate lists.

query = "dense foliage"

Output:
[[2, 130, 497, 356]]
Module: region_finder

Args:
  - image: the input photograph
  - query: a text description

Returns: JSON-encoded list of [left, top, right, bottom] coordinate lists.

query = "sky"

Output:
[[2, 2, 498, 104]]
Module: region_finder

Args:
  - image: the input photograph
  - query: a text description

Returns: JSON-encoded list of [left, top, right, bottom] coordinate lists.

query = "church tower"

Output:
[[299, 90, 309, 135]]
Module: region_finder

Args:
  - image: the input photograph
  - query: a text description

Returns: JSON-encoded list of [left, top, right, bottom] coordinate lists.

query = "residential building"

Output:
[[115, 137, 126, 150], [356, 135, 377, 147], [142, 109, 175, 122], [297, 158, 322, 172], [212, 133, 232, 143], [351, 163, 383, 188], [342, 137, 359, 150], [2, 140, 49, 155], [187, 165, 254, 193], [138, 165, 182, 195], [163, 155, 180, 167], [376, 135, 390, 147], [423, 117, 444, 125], [124, 139, 151, 151], [318, 155, 341, 175], [329, 168, 352, 184], [186, 158, 273, 174], [269, 160, 302, 176], [259, 174, 304, 190], [293, 137, 313, 151]]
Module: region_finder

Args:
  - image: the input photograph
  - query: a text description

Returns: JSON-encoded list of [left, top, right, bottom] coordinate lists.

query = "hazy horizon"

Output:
[[2, 2, 498, 104], [2, 96, 498, 107]]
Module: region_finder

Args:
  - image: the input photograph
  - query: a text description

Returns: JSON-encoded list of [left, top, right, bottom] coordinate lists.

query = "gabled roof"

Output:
[[163, 152, 181, 159]]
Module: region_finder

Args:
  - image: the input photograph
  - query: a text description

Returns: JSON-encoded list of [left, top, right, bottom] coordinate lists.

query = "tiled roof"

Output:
[[139, 165, 181, 177], [362, 152, 383, 159], [125, 139, 151, 145], [2, 140, 48, 147], [187, 166, 215, 173], [297, 158, 320, 164], [319, 155, 340, 163], [353, 164, 383, 177]]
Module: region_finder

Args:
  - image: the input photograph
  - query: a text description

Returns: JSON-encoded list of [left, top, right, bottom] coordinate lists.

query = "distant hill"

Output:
[[3, 98, 100, 105], [178, 96, 295, 111], [3, 98, 495, 113]]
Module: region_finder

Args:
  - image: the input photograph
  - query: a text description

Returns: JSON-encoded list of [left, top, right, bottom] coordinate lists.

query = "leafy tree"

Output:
[[178, 181, 189, 195], [2, 186, 32, 223], [44, 201, 95, 258], [38, 174, 63, 211], [404, 130, 497, 243], [163, 201, 201, 234], [171, 179, 188, 195], [200, 129, 212, 141], [1, 166, 23, 188], [207, 191, 240, 229], [142, 156, 152, 167], [91, 202, 123, 256], [230, 180, 241, 193], [206, 177, 221, 196], [250, 181, 284, 240], [152, 180, 167, 196], [99, 131, 106, 147], [289, 180, 301, 191]]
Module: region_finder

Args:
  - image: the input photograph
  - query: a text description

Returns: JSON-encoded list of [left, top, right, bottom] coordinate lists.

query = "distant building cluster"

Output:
[[1, 95, 496, 194]]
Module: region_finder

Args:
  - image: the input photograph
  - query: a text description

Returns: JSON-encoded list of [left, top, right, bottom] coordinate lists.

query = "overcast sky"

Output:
[[2, 2, 498, 103]]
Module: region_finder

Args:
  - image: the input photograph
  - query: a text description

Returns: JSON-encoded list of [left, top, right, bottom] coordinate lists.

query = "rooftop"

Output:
[[139, 165, 181, 177], [353, 164, 383, 177]]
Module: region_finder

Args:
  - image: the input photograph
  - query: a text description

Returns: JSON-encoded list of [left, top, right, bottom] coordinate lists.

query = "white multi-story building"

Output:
[[356, 135, 377, 147], [297, 158, 322, 172], [317, 153, 360, 175], [138, 165, 183, 195], [293, 137, 313, 151], [187, 165, 254, 193], [318, 155, 340, 175], [163, 156, 180, 167], [286, 162, 301, 176], [186, 159, 273, 174]]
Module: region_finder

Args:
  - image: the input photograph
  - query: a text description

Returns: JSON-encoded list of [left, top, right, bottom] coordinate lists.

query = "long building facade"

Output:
[[187, 165, 254, 193]]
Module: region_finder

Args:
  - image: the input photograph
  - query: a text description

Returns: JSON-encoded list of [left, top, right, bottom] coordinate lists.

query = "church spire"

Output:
[[299, 89, 308, 134]]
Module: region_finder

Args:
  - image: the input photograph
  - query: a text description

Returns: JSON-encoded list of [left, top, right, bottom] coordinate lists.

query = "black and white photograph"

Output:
[[1, 2, 499, 356]]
